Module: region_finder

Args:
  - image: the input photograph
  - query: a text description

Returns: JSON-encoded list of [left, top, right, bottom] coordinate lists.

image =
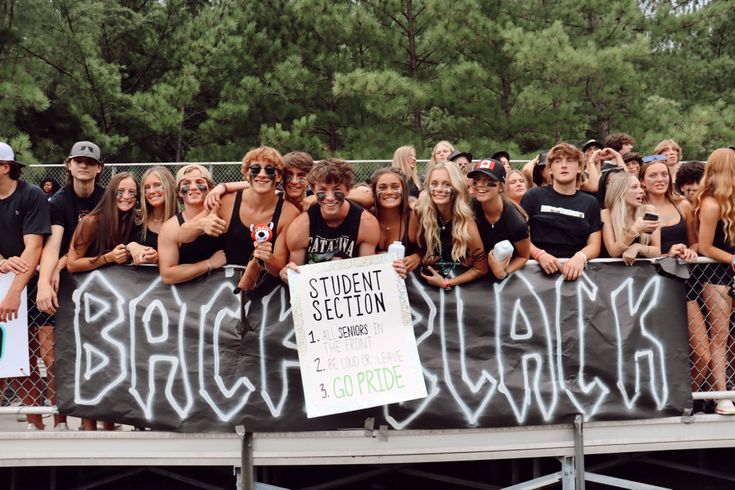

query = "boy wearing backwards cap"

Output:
[[0, 142, 51, 430], [36, 140, 105, 430]]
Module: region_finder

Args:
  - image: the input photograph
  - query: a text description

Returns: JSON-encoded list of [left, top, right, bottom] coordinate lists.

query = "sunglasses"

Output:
[[642, 155, 667, 163], [249, 164, 277, 177]]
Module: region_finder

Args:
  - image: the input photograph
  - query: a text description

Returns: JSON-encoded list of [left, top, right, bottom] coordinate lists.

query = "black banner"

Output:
[[55, 263, 692, 432]]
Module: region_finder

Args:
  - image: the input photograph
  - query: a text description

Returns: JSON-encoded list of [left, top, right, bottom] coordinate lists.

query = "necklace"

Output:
[[439, 215, 451, 230]]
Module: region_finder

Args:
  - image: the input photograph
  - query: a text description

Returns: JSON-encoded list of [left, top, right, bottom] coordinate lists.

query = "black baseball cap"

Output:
[[467, 158, 506, 183], [448, 150, 473, 163], [491, 150, 510, 162], [582, 139, 603, 152]]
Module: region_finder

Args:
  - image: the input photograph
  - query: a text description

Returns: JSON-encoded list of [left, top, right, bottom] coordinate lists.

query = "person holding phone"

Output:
[[601, 172, 661, 264], [640, 157, 698, 261], [641, 156, 704, 402]]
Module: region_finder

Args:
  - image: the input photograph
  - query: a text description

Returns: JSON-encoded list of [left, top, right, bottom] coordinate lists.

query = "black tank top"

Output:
[[714, 221, 735, 255], [660, 206, 687, 254], [307, 201, 363, 264], [222, 191, 285, 265], [375, 212, 417, 255], [176, 212, 223, 264]]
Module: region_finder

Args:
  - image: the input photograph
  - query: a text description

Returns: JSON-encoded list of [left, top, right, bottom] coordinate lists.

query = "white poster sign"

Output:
[[0, 273, 29, 378], [289, 254, 427, 418]]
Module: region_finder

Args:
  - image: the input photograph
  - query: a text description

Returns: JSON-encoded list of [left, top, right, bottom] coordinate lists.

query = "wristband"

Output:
[[575, 251, 588, 268], [221, 183, 228, 193], [207, 259, 213, 273], [102, 254, 108, 264], [533, 250, 547, 261], [443, 278, 452, 290]]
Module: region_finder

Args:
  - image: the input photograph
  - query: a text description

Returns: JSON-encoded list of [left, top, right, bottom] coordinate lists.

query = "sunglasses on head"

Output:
[[249, 164, 277, 177], [642, 155, 667, 163]]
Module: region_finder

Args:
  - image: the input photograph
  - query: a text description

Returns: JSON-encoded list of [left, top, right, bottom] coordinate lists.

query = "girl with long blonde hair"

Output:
[[392, 146, 421, 199], [695, 148, 735, 414], [127, 166, 178, 264], [601, 172, 661, 264], [428, 140, 454, 166], [415, 161, 487, 288]]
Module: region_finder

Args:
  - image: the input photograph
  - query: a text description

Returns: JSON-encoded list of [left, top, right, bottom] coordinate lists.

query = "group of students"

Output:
[[1, 135, 734, 429], [401, 137, 735, 415]]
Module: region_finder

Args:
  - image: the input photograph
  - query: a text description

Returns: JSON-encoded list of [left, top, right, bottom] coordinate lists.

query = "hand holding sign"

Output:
[[288, 254, 426, 418]]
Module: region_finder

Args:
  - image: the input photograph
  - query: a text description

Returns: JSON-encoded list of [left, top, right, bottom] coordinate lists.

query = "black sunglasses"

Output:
[[249, 164, 277, 177]]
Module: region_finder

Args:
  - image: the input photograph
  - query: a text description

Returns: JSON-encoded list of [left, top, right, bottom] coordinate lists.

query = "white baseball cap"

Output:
[[0, 142, 26, 166]]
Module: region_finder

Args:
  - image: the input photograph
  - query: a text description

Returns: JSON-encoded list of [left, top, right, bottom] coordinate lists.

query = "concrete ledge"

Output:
[[1, 415, 734, 467]]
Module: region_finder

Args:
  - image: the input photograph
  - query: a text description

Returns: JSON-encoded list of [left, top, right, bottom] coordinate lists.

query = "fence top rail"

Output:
[[26, 159, 535, 168]]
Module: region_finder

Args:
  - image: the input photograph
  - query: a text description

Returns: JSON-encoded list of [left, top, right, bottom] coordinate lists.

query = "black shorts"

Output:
[[26, 275, 54, 328], [697, 263, 735, 299]]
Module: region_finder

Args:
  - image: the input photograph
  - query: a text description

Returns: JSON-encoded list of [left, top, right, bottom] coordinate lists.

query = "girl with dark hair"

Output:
[[66, 172, 138, 430], [468, 160, 530, 281], [67, 172, 138, 273], [369, 167, 422, 273], [39, 177, 60, 198]]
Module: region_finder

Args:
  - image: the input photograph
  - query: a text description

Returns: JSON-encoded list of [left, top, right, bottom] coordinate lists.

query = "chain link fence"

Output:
[[23, 160, 399, 192]]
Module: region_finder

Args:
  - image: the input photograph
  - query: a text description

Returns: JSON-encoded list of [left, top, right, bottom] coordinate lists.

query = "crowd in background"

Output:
[[1, 133, 734, 430]]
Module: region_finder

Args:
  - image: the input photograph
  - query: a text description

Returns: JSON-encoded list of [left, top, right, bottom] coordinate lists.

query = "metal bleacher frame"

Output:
[[2, 412, 735, 489]]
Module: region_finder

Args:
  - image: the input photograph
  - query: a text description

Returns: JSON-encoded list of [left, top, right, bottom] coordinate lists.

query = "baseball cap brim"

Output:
[[582, 139, 603, 151], [68, 153, 101, 164], [491, 151, 510, 161], [467, 168, 501, 181]]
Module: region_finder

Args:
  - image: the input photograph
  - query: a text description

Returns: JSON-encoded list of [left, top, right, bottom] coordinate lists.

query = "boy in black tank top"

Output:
[[159, 165, 226, 284], [215, 147, 299, 282], [282, 158, 385, 281]]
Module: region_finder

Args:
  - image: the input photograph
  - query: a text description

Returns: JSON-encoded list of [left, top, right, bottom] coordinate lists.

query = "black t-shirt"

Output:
[[0, 180, 51, 258], [473, 199, 529, 253], [521, 186, 601, 258], [49, 184, 105, 257]]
